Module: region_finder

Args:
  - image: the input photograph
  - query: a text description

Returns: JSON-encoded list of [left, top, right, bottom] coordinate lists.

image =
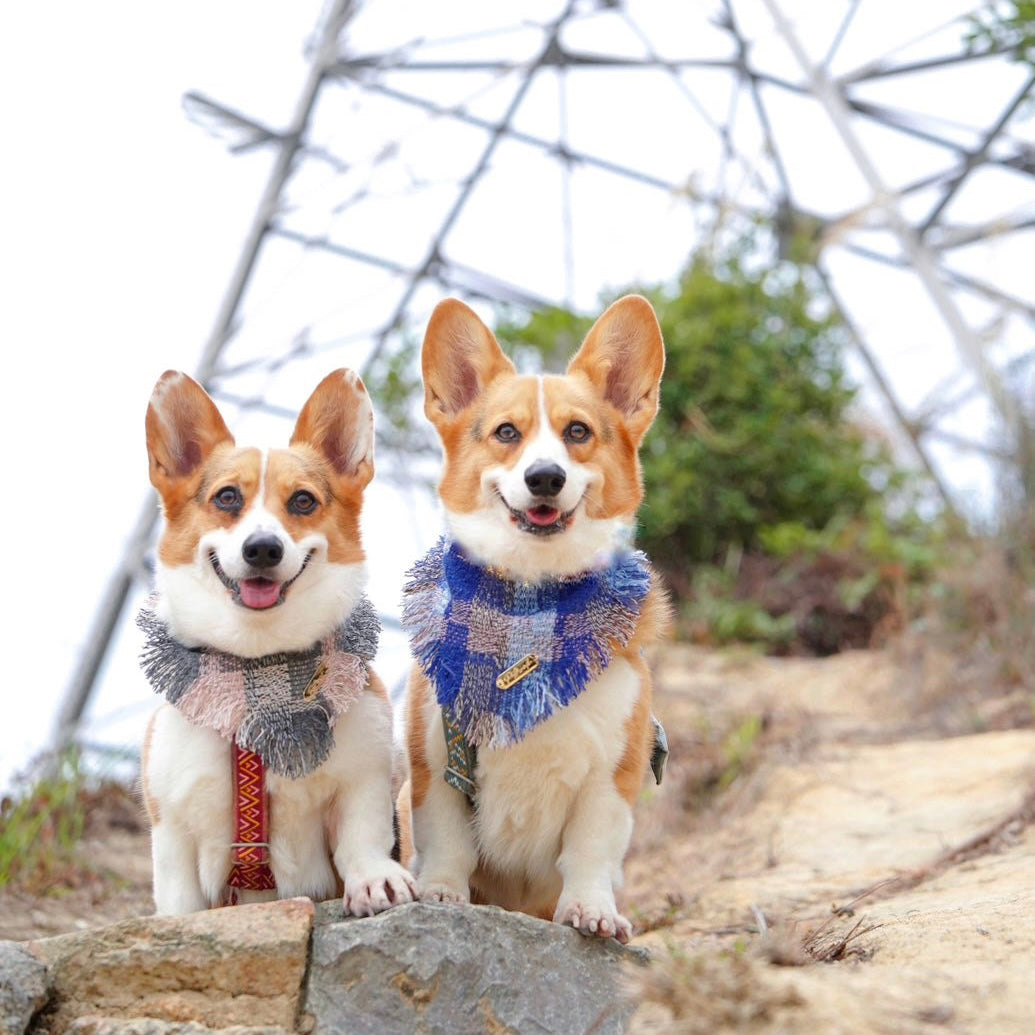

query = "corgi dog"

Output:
[[402, 295, 668, 943], [140, 369, 414, 916]]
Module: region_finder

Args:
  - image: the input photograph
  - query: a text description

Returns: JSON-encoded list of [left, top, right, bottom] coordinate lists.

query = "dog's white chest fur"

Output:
[[472, 659, 640, 880], [145, 690, 398, 910]]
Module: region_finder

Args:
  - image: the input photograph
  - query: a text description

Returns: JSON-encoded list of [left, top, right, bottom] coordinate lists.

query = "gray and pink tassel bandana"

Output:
[[137, 597, 380, 779]]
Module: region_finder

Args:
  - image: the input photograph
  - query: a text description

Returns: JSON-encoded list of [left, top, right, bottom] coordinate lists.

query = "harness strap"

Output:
[[226, 740, 276, 900], [442, 710, 478, 802], [441, 711, 668, 800]]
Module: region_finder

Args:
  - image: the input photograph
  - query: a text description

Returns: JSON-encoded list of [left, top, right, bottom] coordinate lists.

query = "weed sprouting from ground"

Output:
[[0, 751, 142, 894], [1, 752, 87, 891], [798, 913, 882, 964]]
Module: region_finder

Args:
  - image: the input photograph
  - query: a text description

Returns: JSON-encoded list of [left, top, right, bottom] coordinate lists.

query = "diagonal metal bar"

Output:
[[621, 3, 776, 206], [918, 70, 1035, 235], [359, 0, 581, 379], [196, 1, 359, 383], [331, 53, 741, 74], [929, 214, 1035, 251], [761, 0, 1033, 496], [722, 0, 795, 201], [741, 68, 1032, 178], [813, 264, 957, 511], [331, 75, 691, 193], [183, 91, 282, 153], [52, 0, 360, 754], [822, 0, 860, 70], [271, 225, 413, 276], [840, 241, 1035, 322], [839, 40, 1019, 84]]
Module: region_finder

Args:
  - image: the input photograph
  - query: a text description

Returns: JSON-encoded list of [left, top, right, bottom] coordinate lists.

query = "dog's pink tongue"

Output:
[[239, 578, 281, 610], [526, 505, 560, 527]]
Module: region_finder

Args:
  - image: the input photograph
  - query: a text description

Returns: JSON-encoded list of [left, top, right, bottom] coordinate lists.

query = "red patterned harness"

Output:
[[226, 740, 276, 901]]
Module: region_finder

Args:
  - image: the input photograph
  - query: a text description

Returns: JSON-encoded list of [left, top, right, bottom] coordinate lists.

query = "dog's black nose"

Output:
[[524, 461, 566, 497], [242, 532, 284, 569]]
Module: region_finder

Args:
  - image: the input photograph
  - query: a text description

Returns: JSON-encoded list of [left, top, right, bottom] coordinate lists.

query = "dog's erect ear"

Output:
[[146, 371, 234, 496], [421, 299, 516, 426], [291, 368, 375, 488], [567, 295, 665, 443]]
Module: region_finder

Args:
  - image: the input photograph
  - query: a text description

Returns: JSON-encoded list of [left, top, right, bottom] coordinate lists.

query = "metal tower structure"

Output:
[[57, 0, 1035, 753]]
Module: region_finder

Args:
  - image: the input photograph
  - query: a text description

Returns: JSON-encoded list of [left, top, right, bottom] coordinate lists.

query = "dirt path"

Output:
[[625, 644, 1035, 1033], [4, 641, 1033, 1032]]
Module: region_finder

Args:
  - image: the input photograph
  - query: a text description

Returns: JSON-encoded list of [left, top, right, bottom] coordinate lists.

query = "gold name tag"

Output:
[[496, 653, 539, 690], [303, 660, 329, 701]]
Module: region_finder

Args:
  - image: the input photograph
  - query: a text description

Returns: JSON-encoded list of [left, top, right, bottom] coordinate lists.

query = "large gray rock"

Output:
[[305, 901, 647, 1035], [0, 941, 48, 1035]]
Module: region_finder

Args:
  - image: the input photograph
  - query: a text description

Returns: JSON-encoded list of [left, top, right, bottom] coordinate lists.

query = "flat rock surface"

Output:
[[306, 900, 645, 1035]]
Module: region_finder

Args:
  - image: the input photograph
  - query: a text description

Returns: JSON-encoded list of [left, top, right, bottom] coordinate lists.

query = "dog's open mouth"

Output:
[[500, 494, 576, 537], [209, 551, 314, 610]]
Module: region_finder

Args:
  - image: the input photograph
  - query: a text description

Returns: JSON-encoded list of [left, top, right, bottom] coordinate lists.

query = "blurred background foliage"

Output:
[[370, 225, 1030, 664], [966, 0, 1035, 66], [492, 234, 943, 656]]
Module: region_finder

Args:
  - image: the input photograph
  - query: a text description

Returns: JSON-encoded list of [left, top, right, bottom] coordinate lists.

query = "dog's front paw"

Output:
[[344, 862, 416, 918], [555, 895, 633, 944], [417, 878, 470, 905]]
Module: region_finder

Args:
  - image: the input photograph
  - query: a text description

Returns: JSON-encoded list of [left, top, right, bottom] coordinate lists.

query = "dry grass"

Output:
[[0, 753, 145, 895], [893, 528, 1035, 738], [627, 945, 805, 1035]]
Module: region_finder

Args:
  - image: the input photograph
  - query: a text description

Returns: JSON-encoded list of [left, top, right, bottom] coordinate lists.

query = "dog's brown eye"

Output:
[[494, 422, 521, 444], [565, 421, 592, 444], [213, 486, 242, 511], [288, 490, 319, 515]]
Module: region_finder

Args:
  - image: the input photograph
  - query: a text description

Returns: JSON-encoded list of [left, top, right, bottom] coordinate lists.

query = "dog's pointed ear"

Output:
[[567, 295, 665, 443], [421, 299, 516, 427], [291, 368, 375, 488], [146, 371, 234, 499]]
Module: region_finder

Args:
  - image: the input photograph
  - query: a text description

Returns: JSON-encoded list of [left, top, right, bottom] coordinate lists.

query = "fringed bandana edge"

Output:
[[137, 595, 381, 779], [401, 538, 653, 757]]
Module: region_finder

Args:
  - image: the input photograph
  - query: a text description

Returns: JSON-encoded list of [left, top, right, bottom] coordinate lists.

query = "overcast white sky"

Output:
[[1, 3, 330, 787], [1, 1, 1031, 791]]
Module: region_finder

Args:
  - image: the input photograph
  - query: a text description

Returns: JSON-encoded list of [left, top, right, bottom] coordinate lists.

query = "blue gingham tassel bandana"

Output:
[[401, 539, 652, 749]]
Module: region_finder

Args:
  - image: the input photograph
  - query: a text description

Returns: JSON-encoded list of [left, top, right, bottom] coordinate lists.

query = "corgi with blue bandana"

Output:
[[401, 296, 669, 943]]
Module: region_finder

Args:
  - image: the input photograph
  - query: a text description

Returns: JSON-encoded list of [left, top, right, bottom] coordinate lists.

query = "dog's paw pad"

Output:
[[555, 899, 632, 944], [418, 881, 470, 905], [344, 866, 417, 917]]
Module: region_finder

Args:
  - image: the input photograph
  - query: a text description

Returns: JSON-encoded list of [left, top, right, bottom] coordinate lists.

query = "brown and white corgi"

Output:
[[402, 295, 668, 943], [140, 369, 414, 916]]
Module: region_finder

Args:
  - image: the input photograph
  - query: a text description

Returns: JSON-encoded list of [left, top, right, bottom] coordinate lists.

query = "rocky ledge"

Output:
[[3, 899, 646, 1035]]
